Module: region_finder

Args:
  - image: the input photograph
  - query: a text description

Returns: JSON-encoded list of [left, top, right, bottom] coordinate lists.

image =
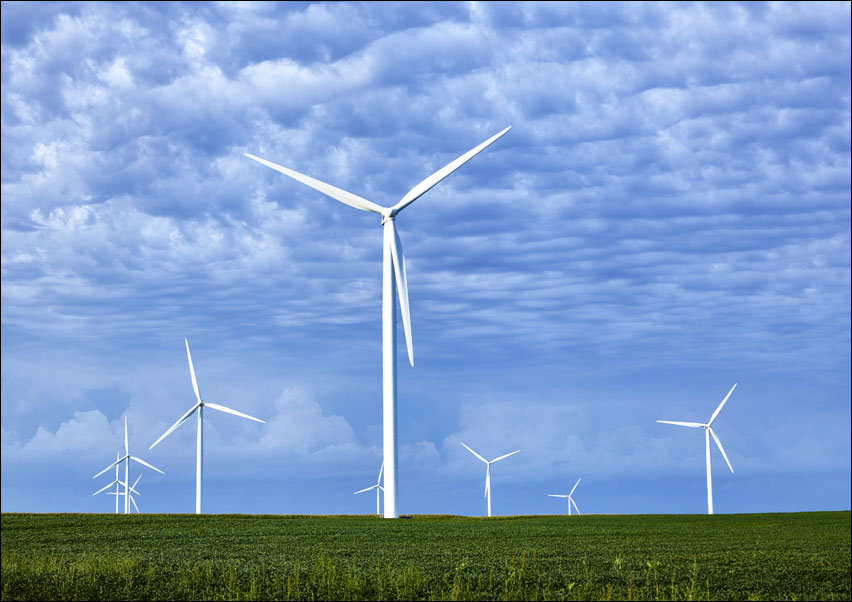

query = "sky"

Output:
[[1, 1, 849, 517]]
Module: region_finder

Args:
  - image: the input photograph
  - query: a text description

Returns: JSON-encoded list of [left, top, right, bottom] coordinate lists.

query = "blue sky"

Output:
[[2, 1, 849, 516]]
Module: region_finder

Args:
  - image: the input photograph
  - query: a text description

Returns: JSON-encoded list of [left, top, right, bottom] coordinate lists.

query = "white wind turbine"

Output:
[[460, 441, 520, 517], [548, 477, 582, 515], [92, 450, 122, 514], [93, 417, 163, 514], [353, 461, 384, 516], [245, 126, 511, 518], [105, 475, 143, 513], [149, 338, 265, 514], [657, 383, 737, 515]]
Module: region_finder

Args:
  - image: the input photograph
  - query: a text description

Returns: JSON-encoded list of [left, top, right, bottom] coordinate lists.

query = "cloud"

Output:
[[257, 386, 361, 456], [16, 409, 114, 454]]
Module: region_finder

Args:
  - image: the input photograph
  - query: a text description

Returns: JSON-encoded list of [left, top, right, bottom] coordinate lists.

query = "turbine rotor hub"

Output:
[[380, 208, 396, 225]]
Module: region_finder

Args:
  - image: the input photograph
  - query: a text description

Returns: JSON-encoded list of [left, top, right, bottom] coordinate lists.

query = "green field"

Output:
[[1, 511, 849, 601]]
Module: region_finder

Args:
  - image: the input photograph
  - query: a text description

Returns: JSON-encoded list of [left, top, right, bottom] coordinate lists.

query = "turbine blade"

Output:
[[124, 416, 129, 455], [571, 498, 581, 515], [205, 402, 265, 423], [569, 477, 582, 497], [377, 461, 384, 486], [484, 465, 490, 498], [93, 455, 128, 479], [491, 449, 521, 463], [392, 126, 512, 214], [149, 402, 200, 449], [656, 420, 703, 428], [132, 474, 143, 489], [130, 495, 140, 513], [709, 427, 734, 473], [130, 456, 164, 474], [92, 481, 118, 496], [388, 221, 413, 366], [354, 485, 377, 495], [460, 441, 487, 463], [548, 494, 569, 498], [244, 153, 384, 215], [185, 339, 201, 403], [709, 383, 737, 425]]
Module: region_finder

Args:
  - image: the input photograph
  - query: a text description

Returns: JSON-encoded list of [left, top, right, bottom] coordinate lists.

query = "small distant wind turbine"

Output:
[[353, 461, 384, 515], [548, 477, 582, 515], [93, 417, 163, 514], [92, 450, 122, 514], [246, 127, 511, 518], [149, 338, 265, 514], [107, 475, 143, 513], [657, 383, 737, 515], [460, 442, 520, 517]]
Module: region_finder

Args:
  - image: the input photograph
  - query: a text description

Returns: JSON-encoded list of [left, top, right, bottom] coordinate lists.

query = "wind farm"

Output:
[[92, 417, 163, 515], [2, 2, 850, 600]]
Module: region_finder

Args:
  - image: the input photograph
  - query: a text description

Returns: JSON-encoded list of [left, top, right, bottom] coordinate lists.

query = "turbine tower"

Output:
[[245, 127, 510, 518], [149, 338, 265, 514], [548, 477, 582, 515], [460, 441, 520, 517], [93, 417, 163, 514], [353, 461, 384, 516], [657, 383, 737, 514]]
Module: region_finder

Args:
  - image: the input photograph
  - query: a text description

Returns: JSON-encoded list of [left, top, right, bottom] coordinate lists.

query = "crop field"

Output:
[[1, 511, 849, 601]]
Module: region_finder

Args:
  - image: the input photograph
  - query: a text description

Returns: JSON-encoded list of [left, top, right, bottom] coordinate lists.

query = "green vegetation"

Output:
[[2, 511, 849, 600]]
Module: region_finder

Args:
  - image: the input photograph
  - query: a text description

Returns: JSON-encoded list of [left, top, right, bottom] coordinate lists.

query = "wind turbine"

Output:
[[104, 475, 143, 513], [245, 126, 511, 518], [460, 441, 520, 517], [353, 461, 384, 516], [92, 450, 122, 514], [93, 417, 163, 514], [149, 338, 265, 514], [657, 383, 737, 515], [548, 477, 582, 515]]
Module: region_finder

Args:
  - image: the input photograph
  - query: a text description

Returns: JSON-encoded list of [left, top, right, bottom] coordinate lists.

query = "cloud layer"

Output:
[[2, 1, 849, 514]]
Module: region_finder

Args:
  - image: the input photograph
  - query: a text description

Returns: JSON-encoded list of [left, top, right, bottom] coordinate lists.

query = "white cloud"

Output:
[[258, 386, 361, 456], [19, 410, 114, 454]]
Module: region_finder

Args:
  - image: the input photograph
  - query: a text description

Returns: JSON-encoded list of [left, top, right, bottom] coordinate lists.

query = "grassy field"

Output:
[[1, 511, 849, 600]]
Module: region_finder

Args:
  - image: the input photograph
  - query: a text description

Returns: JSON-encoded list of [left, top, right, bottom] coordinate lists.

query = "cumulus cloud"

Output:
[[14, 410, 115, 454], [258, 386, 361, 456]]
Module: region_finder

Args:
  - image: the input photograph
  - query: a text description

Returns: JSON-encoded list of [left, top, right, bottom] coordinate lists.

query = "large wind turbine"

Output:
[[548, 477, 582, 515], [93, 417, 163, 514], [245, 126, 511, 518], [460, 441, 520, 517], [657, 383, 737, 515], [353, 461, 384, 516], [149, 338, 265, 514]]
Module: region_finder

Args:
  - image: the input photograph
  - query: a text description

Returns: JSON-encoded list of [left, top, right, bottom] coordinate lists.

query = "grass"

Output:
[[2, 511, 849, 600]]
